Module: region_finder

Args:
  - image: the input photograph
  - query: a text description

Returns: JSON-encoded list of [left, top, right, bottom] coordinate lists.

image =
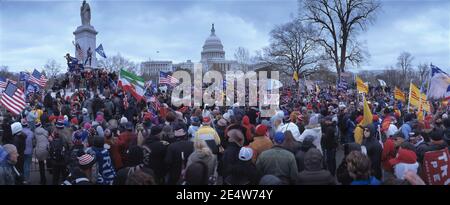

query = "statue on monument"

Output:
[[80, 0, 91, 26]]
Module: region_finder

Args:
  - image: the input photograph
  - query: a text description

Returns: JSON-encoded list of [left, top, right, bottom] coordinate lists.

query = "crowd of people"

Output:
[[0, 69, 449, 185]]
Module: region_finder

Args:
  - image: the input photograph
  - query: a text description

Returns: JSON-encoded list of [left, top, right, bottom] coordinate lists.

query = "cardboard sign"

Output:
[[423, 148, 450, 185]]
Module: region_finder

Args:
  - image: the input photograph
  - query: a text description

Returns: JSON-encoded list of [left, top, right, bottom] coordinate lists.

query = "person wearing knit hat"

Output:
[[78, 153, 95, 170], [274, 132, 285, 144], [0, 144, 19, 185], [56, 116, 65, 129]]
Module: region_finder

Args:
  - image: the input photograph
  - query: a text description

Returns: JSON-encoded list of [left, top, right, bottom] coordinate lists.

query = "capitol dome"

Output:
[[201, 24, 225, 61]]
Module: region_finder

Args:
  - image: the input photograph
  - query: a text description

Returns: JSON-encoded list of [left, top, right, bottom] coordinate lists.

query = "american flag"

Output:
[[337, 79, 348, 90], [149, 96, 161, 112], [0, 82, 26, 115], [159, 71, 179, 86], [0, 77, 17, 89], [29, 69, 48, 87], [73, 41, 84, 60]]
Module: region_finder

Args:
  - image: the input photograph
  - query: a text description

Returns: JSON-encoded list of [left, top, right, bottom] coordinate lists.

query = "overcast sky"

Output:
[[0, 0, 449, 73]]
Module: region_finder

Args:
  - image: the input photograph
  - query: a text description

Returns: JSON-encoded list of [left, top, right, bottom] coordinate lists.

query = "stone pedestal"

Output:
[[73, 25, 98, 68]]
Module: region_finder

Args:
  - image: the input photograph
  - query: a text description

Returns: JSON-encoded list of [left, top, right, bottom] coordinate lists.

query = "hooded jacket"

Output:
[[186, 149, 217, 183], [34, 126, 49, 161], [296, 148, 336, 185], [362, 124, 383, 180], [298, 125, 323, 154], [164, 139, 194, 185], [241, 115, 255, 143]]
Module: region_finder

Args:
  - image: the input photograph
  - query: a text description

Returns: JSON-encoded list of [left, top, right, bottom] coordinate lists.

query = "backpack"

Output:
[[49, 138, 67, 164]]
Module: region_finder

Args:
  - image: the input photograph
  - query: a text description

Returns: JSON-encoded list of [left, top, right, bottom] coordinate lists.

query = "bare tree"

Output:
[[396, 52, 414, 86], [263, 19, 321, 77], [97, 53, 138, 73], [417, 63, 430, 83], [0, 65, 15, 80], [300, 0, 381, 81], [44, 59, 62, 78], [234, 47, 250, 71]]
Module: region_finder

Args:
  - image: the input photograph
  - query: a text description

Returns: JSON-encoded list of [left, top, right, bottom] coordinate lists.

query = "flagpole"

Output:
[[426, 63, 432, 99], [407, 79, 412, 113]]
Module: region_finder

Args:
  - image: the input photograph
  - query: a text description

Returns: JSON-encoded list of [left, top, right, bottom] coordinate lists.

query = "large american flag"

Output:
[[29, 69, 48, 87], [159, 71, 179, 86], [0, 82, 26, 115]]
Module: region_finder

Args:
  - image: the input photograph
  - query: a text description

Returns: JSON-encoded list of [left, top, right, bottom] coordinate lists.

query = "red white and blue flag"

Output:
[[0, 82, 26, 115], [28, 69, 48, 87], [159, 71, 179, 86], [0, 77, 17, 89]]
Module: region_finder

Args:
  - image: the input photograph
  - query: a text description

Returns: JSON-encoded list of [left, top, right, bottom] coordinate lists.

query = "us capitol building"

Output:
[[141, 24, 240, 80]]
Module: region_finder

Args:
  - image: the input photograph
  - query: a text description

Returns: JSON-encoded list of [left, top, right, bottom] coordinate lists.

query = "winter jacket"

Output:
[[362, 124, 383, 180], [224, 160, 259, 185], [249, 136, 273, 163], [295, 142, 316, 172], [164, 140, 194, 185], [142, 137, 169, 182], [88, 147, 116, 185], [22, 128, 34, 155], [34, 127, 49, 161], [296, 149, 336, 185], [322, 122, 338, 150], [195, 125, 221, 154], [116, 131, 137, 168], [0, 161, 17, 185], [381, 138, 397, 172], [186, 150, 218, 183], [256, 146, 298, 184], [221, 142, 241, 178], [241, 116, 255, 143], [298, 125, 323, 154]]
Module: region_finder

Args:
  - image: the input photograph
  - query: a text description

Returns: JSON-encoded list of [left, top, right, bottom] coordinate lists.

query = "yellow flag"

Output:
[[293, 71, 299, 82], [394, 87, 406, 102], [360, 96, 373, 127], [356, 76, 368, 94], [417, 102, 424, 121], [408, 83, 421, 108], [420, 93, 430, 113]]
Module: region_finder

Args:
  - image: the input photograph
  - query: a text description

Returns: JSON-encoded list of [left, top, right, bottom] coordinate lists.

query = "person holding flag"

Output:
[[118, 69, 146, 102]]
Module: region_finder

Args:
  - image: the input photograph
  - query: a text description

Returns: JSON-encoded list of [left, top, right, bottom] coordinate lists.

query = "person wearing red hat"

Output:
[[194, 116, 221, 155], [249, 124, 273, 163], [389, 147, 419, 180]]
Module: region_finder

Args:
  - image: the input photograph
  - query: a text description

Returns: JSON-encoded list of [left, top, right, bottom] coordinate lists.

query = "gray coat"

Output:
[[0, 164, 16, 185], [186, 150, 218, 182], [34, 127, 49, 161], [256, 146, 299, 184]]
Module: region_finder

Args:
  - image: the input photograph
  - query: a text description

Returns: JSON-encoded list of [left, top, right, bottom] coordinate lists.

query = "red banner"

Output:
[[423, 148, 450, 185]]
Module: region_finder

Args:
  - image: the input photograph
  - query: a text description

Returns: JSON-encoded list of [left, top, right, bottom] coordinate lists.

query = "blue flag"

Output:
[[96, 44, 107, 58], [20, 72, 30, 82]]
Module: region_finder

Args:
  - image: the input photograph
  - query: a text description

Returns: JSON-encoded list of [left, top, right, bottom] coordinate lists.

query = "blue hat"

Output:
[[274, 132, 285, 144]]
